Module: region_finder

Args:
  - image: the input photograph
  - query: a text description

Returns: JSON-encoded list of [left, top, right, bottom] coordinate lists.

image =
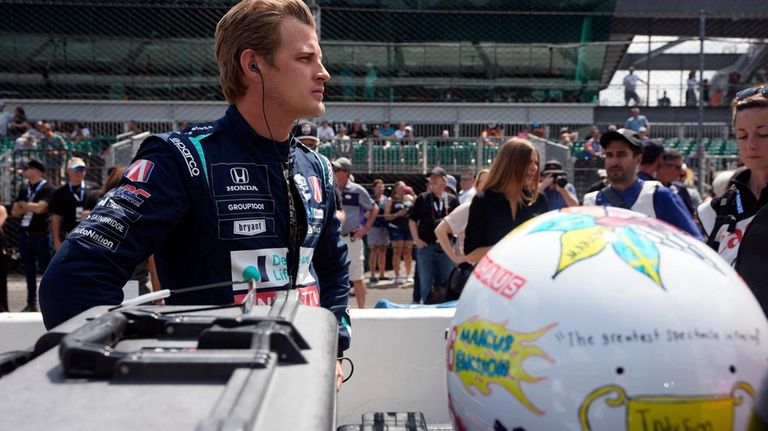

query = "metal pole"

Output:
[[309, 0, 320, 37], [697, 10, 706, 196], [646, 34, 651, 106]]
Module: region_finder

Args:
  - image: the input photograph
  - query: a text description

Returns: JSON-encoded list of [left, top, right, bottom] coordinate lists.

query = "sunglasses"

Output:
[[735, 85, 768, 101], [70, 166, 86, 173]]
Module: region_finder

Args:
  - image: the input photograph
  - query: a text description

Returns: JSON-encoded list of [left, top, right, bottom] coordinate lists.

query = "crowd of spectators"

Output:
[[0, 103, 95, 154], [321, 94, 765, 310], [0, 101, 763, 311]]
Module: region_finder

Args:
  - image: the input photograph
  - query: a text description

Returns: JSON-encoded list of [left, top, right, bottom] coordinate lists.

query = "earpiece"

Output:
[[249, 62, 260, 73]]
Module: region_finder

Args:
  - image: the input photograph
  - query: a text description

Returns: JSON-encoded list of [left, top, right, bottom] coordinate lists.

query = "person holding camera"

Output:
[[538, 160, 579, 210]]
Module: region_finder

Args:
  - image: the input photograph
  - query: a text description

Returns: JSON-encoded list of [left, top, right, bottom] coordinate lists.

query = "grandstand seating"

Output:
[[0, 137, 112, 154], [570, 137, 739, 157]]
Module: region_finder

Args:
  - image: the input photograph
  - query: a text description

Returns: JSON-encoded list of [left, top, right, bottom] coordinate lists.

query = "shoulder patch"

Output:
[[167, 133, 203, 178]]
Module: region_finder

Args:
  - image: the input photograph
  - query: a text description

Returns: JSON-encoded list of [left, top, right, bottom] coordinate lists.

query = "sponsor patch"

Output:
[[170, 136, 201, 177], [212, 163, 270, 198], [216, 199, 275, 217], [308, 176, 323, 203], [124, 159, 155, 183], [218, 218, 275, 240], [71, 226, 120, 252], [83, 211, 130, 239], [235, 285, 320, 307], [97, 196, 142, 222], [111, 185, 152, 208], [294, 174, 311, 202], [230, 247, 316, 288], [307, 223, 323, 235], [310, 208, 324, 220], [233, 219, 267, 236]]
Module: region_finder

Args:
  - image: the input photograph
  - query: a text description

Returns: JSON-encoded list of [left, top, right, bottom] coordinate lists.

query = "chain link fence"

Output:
[[2, 1, 767, 105]]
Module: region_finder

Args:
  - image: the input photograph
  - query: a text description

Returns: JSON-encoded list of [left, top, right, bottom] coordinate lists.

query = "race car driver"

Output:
[[39, 0, 351, 387]]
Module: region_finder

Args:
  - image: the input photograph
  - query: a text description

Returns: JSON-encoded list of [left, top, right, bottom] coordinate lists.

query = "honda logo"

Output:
[[230, 167, 249, 184]]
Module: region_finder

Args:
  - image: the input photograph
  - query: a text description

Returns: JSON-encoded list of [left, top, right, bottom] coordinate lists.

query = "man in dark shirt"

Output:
[[50, 157, 99, 252], [11, 159, 54, 312], [637, 140, 664, 181], [408, 167, 459, 303]]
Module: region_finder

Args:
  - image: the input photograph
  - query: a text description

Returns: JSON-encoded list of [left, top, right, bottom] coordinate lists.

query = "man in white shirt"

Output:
[[623, 67, 645, 106], [317, 119, 335, 141], [393, 122, 407, 140], [458, 172, 476, 204]]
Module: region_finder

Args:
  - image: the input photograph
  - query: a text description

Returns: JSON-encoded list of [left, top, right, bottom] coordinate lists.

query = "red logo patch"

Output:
[[124, 159, 155, 183], [308, 176, 323, 204]]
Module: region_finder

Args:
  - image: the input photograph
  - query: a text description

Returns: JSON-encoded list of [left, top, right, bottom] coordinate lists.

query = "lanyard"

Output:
[[68, 182, 85, 204], [281, 149, 299, 291], [26, 179, 47, 202], [431, 194, 446, 218]]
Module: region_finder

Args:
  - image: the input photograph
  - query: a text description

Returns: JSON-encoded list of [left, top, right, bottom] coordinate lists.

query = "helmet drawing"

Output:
[[446, 206, 768, 431]]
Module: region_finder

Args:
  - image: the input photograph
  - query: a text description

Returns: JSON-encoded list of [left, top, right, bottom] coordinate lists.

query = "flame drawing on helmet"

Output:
[[447, 318, 556, 416]]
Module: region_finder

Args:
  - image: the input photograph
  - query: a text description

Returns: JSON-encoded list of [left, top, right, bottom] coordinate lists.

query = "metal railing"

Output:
[[320, 136, 574, 176]]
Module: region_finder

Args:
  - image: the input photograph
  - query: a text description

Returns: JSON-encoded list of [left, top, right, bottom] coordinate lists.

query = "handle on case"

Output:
[[58, 312, 129, 378]]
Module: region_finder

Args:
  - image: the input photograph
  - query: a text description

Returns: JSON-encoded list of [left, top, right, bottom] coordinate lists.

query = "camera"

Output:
[[553, 173, 568, 188]]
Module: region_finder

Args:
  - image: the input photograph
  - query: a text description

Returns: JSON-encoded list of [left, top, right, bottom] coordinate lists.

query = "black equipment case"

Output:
[[0, 290, 339, 430]]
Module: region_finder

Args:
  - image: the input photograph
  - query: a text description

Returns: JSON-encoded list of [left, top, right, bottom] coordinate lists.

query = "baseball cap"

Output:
[[531, 121, 542, 129], [292, 121, 319, 142], [23, 159, 45, 173], [427, 166, 447, 178], [597, 169, 607, 178], [599, 128, 643, 151], [67, 157, 86, 170], [446, 175, 458, 194], [332, 157, 352, 172], [638, 126, 647, 133], [542, 160, 564, 173]]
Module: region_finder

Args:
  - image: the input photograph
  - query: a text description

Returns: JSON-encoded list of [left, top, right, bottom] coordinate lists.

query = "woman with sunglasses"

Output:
[[699, 85, 768, 313]]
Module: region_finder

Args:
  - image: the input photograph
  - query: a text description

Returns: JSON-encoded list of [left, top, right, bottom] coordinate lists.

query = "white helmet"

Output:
[[446, 206, 768, 430]]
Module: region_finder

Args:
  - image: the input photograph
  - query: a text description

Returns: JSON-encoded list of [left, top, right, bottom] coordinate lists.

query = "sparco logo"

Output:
[[230, 167, 249, 184], [170, 137, 200, 177]]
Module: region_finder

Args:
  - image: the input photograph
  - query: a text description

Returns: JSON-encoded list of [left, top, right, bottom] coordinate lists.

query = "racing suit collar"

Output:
[[729, 167, 768, 208], [223, 105, 293, 160]]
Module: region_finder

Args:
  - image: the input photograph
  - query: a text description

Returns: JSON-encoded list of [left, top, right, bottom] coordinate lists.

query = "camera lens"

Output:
[[555, 176, 568, 188]]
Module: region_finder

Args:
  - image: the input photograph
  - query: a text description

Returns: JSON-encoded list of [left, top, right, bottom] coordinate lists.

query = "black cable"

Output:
[[159, 303, 242, 315], [339, 356, 354, 383], [259, 70, 274, 143]]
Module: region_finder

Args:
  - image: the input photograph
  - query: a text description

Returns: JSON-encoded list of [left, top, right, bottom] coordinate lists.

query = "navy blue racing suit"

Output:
[[39, 106, 351, 356]]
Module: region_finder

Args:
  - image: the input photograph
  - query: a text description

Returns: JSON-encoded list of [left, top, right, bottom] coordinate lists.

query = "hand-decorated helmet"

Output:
[[446, 206, 768, 431]]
